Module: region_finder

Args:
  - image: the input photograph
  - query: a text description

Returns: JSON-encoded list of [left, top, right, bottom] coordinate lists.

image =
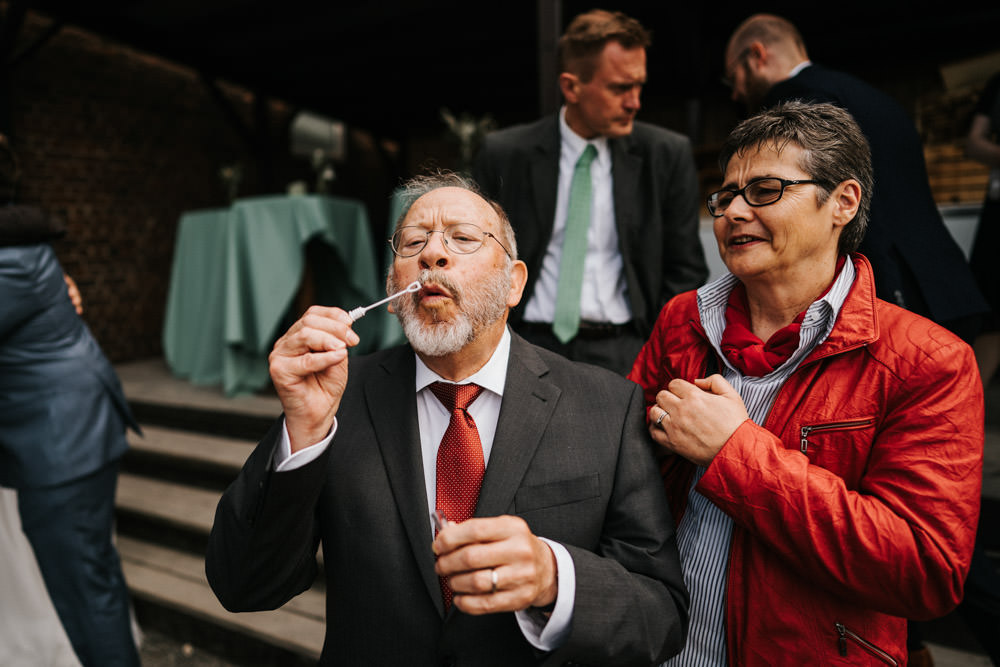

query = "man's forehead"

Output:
[[404, 187, 497, 226]]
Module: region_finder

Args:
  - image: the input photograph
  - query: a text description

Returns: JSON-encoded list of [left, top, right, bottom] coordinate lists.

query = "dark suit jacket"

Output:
[[764, 64, 989, 325], [0, 241, 138, 489], [471, 115, 708, 339], [206, 334, 688, 666]]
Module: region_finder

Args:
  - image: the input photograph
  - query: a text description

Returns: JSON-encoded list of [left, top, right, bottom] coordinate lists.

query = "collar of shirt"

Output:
[[414, 325, 511, 396], [695, 258, 856, 379], [558, 105, 610, 165], [788, 60, 813, 79]]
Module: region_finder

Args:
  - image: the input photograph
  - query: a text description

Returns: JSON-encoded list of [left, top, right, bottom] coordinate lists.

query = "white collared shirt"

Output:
[[523, 106, 632, 325], [274, 327, 574, 650]]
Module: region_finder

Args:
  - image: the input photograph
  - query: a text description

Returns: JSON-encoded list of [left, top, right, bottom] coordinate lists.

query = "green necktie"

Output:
[[552, 143, 597, 343]]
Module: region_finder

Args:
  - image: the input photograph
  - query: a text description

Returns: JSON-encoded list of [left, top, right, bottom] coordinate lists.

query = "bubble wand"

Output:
[[348, 281, 421, 323]]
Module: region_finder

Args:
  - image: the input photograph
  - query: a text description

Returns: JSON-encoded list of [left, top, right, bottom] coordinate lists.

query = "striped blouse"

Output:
[[664, 259, 855, 667]]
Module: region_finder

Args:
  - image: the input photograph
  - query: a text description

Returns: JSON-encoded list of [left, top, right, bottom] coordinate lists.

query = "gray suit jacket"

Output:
[[206, 334, 688, 666], [472, 115, 708, 339], [0, 241, 137, 489]]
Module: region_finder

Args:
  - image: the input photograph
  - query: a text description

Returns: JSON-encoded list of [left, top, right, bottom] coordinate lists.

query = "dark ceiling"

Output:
[[18, 1, 1000, 140]]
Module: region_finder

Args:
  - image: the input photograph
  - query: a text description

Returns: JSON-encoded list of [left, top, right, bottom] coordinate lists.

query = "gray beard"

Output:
[[388, 267, 510, 358]]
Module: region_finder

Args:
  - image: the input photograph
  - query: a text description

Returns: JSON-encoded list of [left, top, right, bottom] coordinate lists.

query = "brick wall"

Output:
[[6, 13, 293, 362], [917, 87, 991, 205]]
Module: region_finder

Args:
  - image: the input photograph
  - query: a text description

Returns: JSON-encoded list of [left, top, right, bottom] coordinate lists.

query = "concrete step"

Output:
[[118, 535, 324, 663], [112, 359, 328, 664], [117, 472, 219, 536], [117, 358, 281, 441], [115, 450, 325, 567], [127, 425, 255, 478]]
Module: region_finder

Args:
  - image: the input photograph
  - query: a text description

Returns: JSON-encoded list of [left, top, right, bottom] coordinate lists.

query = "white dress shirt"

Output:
[[274, 327, 574, 650], [523, 106, 632, 325]]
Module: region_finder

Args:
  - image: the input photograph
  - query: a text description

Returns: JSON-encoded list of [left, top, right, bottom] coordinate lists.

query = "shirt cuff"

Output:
[[273, 417, 337, 472], [514, 538, 575, 651]]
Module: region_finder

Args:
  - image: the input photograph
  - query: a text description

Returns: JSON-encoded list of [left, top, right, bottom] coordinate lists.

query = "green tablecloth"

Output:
[[163, 194, 397, 396]]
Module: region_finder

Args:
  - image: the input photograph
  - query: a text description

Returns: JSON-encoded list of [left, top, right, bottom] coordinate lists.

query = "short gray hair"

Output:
[[719, 100, 873, 254], [392, 170, 518, 261]]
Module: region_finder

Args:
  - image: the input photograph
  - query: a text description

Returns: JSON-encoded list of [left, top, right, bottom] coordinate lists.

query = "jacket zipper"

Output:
[[836, 623, 898, 665], [800, 418, 875, 454]]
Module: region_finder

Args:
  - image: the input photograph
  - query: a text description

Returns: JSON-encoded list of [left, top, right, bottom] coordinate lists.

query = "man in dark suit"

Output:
[[472, 9, 708, 375], [0, 207, 141, 664], [206, 171, 688, 666], [723, 13, 988, 342]]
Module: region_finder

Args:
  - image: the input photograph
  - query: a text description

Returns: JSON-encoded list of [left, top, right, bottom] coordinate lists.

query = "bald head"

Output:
[[727, 14, 806, 58], [725, 14, 810, 111]]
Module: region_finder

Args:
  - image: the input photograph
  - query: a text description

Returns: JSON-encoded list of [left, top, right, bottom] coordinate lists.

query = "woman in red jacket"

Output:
[[629, 101, 984, 666]]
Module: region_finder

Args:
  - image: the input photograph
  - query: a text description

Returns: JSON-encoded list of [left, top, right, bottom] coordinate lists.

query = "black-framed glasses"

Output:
[[389, 223, 512, 258], [706, 177, 826, 217]]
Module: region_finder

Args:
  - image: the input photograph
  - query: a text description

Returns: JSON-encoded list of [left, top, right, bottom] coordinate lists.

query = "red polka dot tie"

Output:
[[429, 381, 485, 609]]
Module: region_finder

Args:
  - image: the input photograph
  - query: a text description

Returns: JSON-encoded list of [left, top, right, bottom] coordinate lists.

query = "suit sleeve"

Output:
[[547, 383, 689, 666], [697, 339, 983, 619], [656, 134, 708, 307], [0, 245, 66, 343], [471, 139, 497, 196], [205, 417, 325, 612]]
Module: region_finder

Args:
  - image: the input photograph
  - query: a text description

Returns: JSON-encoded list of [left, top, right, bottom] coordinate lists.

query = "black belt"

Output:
[[519, 320, 633, 341]]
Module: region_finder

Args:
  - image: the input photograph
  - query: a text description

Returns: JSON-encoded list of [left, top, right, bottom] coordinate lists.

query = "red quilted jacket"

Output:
[[629, 254, 984, 666]]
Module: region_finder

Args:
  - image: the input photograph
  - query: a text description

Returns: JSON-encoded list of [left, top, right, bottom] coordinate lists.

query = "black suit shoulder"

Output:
[[765, 65, 915, 134], [627, 119, 693, 151]]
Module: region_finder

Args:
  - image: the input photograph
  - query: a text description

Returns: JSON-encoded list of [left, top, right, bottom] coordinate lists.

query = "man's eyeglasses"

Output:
[[389, 223, 512, 258], [706, 177, 826, 217]]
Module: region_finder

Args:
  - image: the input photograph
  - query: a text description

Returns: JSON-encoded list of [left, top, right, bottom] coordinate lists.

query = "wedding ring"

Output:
[[490, 568, 498, 594], [655, 409, 668, 426]]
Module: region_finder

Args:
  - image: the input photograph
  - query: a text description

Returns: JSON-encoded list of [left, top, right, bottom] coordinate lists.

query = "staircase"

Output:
[[113, 358, 325, 665]]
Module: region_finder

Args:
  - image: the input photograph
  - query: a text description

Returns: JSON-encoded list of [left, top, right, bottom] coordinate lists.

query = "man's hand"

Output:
[[268, 305, 360, 451], [64, 273, 82, 315], [647, 374, 750, 466], [432, 516, 557, 615]]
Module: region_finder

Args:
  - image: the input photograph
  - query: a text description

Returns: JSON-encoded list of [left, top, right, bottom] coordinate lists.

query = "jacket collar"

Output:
[[805, 253, 880, 362]]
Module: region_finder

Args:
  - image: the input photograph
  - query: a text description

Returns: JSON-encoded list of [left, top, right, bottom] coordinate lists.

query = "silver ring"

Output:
[[490, 568, 498, 594], [655, 409, 668, 426]]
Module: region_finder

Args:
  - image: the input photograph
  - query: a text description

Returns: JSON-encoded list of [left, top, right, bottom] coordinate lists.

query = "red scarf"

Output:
[[721, 257, 845, 376]]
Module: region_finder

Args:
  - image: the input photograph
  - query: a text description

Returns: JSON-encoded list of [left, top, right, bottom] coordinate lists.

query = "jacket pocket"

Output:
[[800, 418, 875, 454], [835, 623, 899, 665], [514, 473, 600, 513]]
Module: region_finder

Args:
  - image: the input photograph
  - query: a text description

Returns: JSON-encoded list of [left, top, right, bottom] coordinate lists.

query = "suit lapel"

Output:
[[611, 135, 644, 316], [611, 135, 642, 243], [476, 335, 561, 517], [526, 118, 561, 252], [364, 348, 445, 614]]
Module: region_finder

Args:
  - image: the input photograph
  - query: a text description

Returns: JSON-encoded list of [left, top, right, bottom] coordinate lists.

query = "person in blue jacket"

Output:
[[0, 133, 141, 667]]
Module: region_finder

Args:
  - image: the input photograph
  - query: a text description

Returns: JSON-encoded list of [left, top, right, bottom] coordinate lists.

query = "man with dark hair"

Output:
[[473, 9, 707, 375], [207, 171, 689, 666], [630, 101, 983, 666]]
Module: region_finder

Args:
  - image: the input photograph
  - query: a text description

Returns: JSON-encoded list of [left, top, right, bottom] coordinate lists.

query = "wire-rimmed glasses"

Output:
[[389, 223, 512, 258]]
